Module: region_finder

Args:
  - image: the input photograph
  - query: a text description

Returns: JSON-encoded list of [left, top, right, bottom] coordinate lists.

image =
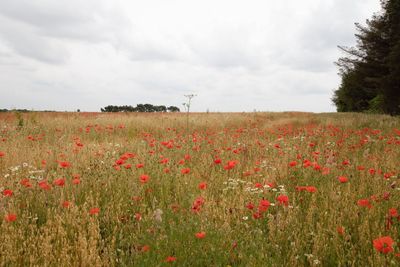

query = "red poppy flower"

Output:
[[342, 160, 350, 166], [115, 159, 125, 165], [337, 226, 345, 235], [246, 202, 255, 210], [5, 213, 17, 222], [198, 182, 207, 190], [253, 212, 262, 219], [276, 195, 289, 206], [338, 176, 348, 183], [195, 231, 206, 239], [72, 178, 81, 185], [139, 174, 149, 184], [181, 168, 190, 174], [165, 256, 177, 263], [357, 165, 365, 171], [2, 189, 13, 197], [89, 207, 100, 215], [159, 158, 169, 164], [0, 151, 5, 157], [141, 245, 150, 252], [289, 161, 297, 167], [258, 199, 270, 212], [20, 178, 32, 188], [136, 163, 144, 169], [59, 161, 71, 168], [357, 199, 372, 209], [214, 158, 222, 164], [388, 208, 398, 217], [254, 183, 263, 188], [135, 213, 142, 221], [192, 196, 205, 212], [53, 178, 66, 187], [373, 236, 394, 254], [224, 160, 237, 170], [124, 164, 132, 169], [62, 201, 71, 208], [38, 180, 51, 190], [306, 186, 317, 193]]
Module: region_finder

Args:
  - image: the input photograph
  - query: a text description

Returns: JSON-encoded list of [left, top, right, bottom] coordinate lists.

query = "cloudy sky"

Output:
[[0, 0, 381, 112]]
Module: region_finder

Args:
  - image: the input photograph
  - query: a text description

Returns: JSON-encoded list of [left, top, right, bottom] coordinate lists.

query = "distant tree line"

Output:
[[333, 0, 400, 115], [100, 104, 180, 113], [0, 109, 31, 112]]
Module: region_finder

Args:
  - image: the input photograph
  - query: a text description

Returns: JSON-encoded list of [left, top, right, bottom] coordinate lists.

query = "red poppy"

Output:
[[139, 174, 149, 184], [357, 199, 372, 209], [253, 212, 262, 219], [136, 163, 144, 169], [59, 161, 71, 168], [246, 202, 255, 210], [224, 160, 237, 170], [72, 178, 81, 185], [192, 196, 205, 212], [195, 231, 206, 239], [214, 158, 222, 164], [306, 186, 317, 193], [338, 176, 348, 183], [198, 182, 207, 190], [124, 164, 132, 169], [135, 213, 142, 221], [0, 151, 5, 157], [115, 159, 125, 166], [165, 256, 177, 263], [38, 180, 51, 190], [373, 236, 394, 254], [5, 213, 17, 222], [289, 161, 297, 167], [53, 178, 66, 187], [254, 183, 263, 188], [337, 226, 345, 235], [181, 168, 190, 174], [388, 208, 398, 217], [62, 201, 71, 208], [89, 207, 100, 215], [2, 189, 13, 197], [357, 165, 365, 171], [141, 245, 150, 252], [20, 178, 32, 188], [342, 160, 350, 166], [258, 199, 270, 212], [276, 195, 289, 206]]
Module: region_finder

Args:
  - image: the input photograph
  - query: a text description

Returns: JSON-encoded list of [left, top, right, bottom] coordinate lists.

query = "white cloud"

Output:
[[0, 0, 381, 112]]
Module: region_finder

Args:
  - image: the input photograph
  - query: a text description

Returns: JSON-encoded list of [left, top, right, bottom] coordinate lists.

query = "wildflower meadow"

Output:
[[0, 111, 399, 266]]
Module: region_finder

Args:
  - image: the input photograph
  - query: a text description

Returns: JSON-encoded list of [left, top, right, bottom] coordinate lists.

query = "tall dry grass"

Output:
[[0, 112, 399, 266]]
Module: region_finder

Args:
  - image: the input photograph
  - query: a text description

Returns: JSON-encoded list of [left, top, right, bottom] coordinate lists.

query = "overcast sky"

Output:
[[0, 0, 381, 112]]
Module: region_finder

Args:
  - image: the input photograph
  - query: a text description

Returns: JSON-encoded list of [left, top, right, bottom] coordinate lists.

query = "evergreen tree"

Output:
[[333, 0, 400, 115]]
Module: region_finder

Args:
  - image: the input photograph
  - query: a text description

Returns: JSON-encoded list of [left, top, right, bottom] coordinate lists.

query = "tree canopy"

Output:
[[100, 104, 180, 113], [333, 0, 400, 115]]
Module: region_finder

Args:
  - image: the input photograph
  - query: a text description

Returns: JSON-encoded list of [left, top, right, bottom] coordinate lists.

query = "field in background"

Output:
[[0, 112, 399, 266]]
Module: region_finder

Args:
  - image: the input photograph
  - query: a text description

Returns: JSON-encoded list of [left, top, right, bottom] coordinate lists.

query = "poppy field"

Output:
[[0, 111, 399, 266]]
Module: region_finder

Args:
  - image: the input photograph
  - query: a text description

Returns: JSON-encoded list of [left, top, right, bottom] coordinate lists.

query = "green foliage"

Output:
[[100, 104, 180, 112], [334, 0, 400, 115]]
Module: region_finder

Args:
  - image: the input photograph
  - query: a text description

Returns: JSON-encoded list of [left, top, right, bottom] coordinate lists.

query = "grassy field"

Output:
[[0, 111, 399, 266]]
